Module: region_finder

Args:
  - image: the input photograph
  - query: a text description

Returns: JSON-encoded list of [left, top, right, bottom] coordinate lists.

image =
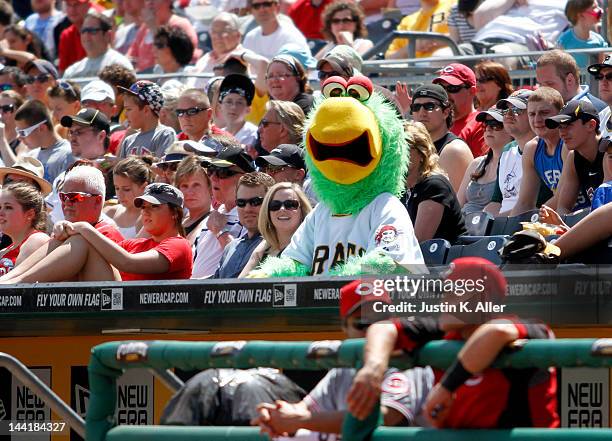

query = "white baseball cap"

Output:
[[81, 80, 115, 103]]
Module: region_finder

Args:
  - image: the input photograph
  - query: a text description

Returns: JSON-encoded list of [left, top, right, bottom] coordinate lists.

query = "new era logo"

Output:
[[101, 288, 123, 311]]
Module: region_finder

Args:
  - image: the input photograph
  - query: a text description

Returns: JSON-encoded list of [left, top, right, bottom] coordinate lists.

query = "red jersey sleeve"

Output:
[[393, 317, 444, 352], [155, 237, 193, 274]]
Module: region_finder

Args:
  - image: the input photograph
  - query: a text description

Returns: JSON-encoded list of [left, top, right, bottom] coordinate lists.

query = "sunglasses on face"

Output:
[[318, 70, 341, 81], [25, 74, 50, 85], [58, 80, 78, 99], [0, 83, 12, 91], [0, 104, 14, 113], [442, 84, 470, 94], [207, 167, 243, 179], [16, 120, 46, 138], [80, 27, 105, 35], [484, 119, 504, 131], [251, 1, 277, 9], [269, 199, 300, 211], [331, 17, 355, 24], [595, 72, 612, 81], [410, 102, 441, 113], [59, 191, 99, 203], [259, 118, 282, 128], [156, 162, 180, 172], [501, 107, 525, 117], [175, 107, 208, 117], [236, 196, 264, 207]]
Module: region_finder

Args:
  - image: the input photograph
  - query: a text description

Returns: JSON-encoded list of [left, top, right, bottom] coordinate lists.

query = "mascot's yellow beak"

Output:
[[306, 97, 382, 185]]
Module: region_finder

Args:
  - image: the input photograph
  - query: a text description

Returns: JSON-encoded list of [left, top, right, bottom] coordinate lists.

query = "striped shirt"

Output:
[[448, 5, 476, 44]]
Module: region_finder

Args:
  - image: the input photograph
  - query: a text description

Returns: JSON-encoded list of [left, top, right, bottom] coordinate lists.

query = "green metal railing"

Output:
[[86, 338, 612, 441]]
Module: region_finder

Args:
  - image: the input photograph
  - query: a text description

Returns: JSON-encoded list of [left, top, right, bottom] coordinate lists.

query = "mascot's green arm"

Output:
[[329, 252, 411, 276], [257, 256, 311, 277]]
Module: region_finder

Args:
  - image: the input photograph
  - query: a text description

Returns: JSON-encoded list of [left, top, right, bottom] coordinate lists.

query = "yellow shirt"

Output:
[[246, 91, 269, 126], [386, 0, 454, 58]]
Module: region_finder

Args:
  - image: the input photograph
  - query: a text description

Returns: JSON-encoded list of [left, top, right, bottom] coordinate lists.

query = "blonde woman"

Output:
[[239, 182, 312, 277], [403, 121, 466, 243]]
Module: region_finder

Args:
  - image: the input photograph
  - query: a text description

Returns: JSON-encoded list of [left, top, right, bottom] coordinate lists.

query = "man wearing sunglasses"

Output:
[[316, 45, 362, 84], [192, 145, 254, 278], [214, 172, 275, 278], [14, 100, 73, 183], [242, 0, 311, 60], [433, 63, 486, 158], [176, 89, 230, 145], [63, 12, 133, 79], [23, 59, 58, 106], [588, 54, 612, 139]]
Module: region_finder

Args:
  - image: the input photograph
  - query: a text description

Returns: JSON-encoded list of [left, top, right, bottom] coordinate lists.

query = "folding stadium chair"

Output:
[[445, 244, 464, 264], [464, 211, 494, 236], [420, 239, 450, 265], [460, 236, 506, 265], [562, 208, 591, 228], [490, 210, 540, 236], [197, 31, 212, 54], [307, 39, 327, 56]]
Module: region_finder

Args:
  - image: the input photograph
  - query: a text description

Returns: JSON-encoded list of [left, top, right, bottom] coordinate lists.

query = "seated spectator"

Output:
[[316, 44, 362, 84], [546, 100, 604, 214], [386, 0, 454, 59], [402, 121, 466, 243], [474, 61, 513, 111], [256, 143, 307, 185], [14, 100, 73, 183], [0, 66, 27, 96], [242, 0, 311, 60], [214, 172, 275, 278], [57, 0, 92, 73], [263, 55, 314, 116], [315, 1, 373, 59], [127, 0, 199, 73], [152, 142, 190, 184], [447, 0, 478, 46], [409, 84, 473, 191], [458, 107, 511, 215], [536, 49, 607, 111], [117, 80, 176, 158], [105, 157, 153, 238], [98, 63, 137, 126], [174, 155, 212, 246], [589, 55, 612, 138], [433, 63, 486, 157], [510, 87, 565, 215], [114, 0, 143, 55], [63, 12, 134, 79], [0, 157, 53, 196], [0, 166, 124, 282], [253, 279, 434, 437], [47, 81, 81, 140], [0, 90, 27, 164], [240, 181, 312, 276], [23, 59, 58, 106], [1, 24, 50, 69], [152, 25, 194, 85], [24, 0, 64, 60], [347, 257, 559, 428], [258, 101, 305, 153], [61, 108, 111, 162], [0, 182, 50, 276], [176, 88, 230, 144], [192, 145, 254, 278], [218, 74, 258, 148], [0, 180, 192, 283], [557, 0, 608, 69], [159, 81, 185, 135]]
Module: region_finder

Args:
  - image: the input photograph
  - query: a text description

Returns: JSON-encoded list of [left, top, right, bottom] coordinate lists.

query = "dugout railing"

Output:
[[85, 338, 612, 441]]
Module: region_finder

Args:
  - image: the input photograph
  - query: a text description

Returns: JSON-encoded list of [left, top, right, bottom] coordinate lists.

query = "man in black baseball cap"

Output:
[[546, 100, 604, 215], [588, 54, 612, 138], [61, 108, 111, 160], [255, 143, 306, 184], [207, 145, 255, 173]]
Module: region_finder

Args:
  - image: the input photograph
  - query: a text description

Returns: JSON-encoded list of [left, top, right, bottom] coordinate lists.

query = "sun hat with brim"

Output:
[[0, 156, 52, 195], [134, 183, 184, 208], [181, 139, 219, 156], [154, 142, 191, 167]]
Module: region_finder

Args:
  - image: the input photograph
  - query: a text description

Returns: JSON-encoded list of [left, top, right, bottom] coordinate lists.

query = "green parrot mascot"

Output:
[[254, 75, 425, 277]]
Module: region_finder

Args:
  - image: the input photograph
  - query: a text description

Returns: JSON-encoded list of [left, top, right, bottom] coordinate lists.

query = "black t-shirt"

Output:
[[401, 174, 466, 243], [433, 132, 459, 155], [294, 93, 314, 116], [574, 150, 604, 204]]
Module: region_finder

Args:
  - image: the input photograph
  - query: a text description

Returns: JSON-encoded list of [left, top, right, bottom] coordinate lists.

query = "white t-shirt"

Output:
[[63, 49, 134, 79], [497, 141, 523, 213], [599, 106, 612, 139], [282, 193, 425, 275], [474, 0, 568, 45], [226, 121, 258, 147], [243, 22, 311, 60], [191, 205, 245, 278]]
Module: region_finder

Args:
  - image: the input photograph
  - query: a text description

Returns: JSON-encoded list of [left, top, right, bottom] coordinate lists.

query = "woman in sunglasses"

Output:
[[315, 1, 372, 60], [0, 90, 26, 163], [474, 61, 513, 111], [152, 26, 194, 86], [0, 182, 50, 276], [104, 157, 153, 239], [240, 182, 311, 277], [458, 107, 513, 215], [0, 182, 192, 282]]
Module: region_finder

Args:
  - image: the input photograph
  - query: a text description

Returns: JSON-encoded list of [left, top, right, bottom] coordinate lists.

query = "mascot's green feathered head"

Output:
[[304, 75, 409, 215]]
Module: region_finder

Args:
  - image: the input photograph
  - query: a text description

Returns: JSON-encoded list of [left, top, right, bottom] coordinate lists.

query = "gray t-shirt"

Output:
[[63, 48, 134, 79], [304, 367, 434, 428], [26, 138, 74, 183], [118, 124, 176, 159]]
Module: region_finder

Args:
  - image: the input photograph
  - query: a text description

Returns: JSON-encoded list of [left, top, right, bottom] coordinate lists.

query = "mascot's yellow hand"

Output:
[[246, 270, 269, 279]]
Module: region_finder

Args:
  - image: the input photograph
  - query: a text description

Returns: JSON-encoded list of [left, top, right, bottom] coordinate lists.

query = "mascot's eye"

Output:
[[346, 76, 373, 102], [322, 76, 348, 98]]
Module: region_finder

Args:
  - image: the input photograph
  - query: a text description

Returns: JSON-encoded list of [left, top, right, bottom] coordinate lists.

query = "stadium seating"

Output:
[[490, 210, 540, 236], [562, 208, 591, 227], [307, 39, 327, 55], [420, 239, 450, 265], [445, 236, 507, 265], [464, 211, 494, 236]]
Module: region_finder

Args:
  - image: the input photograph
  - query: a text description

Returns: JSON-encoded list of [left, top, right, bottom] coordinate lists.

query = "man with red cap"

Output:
[[433, 63, 486, 157], [252, 279, 435, 439], [347, 257, 559, 429]]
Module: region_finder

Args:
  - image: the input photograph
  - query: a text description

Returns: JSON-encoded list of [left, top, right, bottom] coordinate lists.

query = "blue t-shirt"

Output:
[[557, 28, 608, 69], [591, 181, 612, 211]]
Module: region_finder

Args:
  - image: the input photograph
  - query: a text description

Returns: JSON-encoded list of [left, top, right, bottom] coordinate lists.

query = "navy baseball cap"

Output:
[[134, 183, 184, 208], [545, 100, 599, 129], [256, 144, 305, 169], [207, 146, 255, 172]]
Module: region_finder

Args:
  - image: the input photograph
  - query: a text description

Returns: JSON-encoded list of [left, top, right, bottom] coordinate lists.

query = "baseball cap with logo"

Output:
[[496, 88, 534, 110], [433, 63, 476, 87], [340, 279, 391, 320], [588, 54, 612, 76], [134, 183, 184, 208], [208, 145, 255, 172], [255, 144, 305, 169], [60, 108, 111, 133], [545, 100, 599, 129], [411, 84, 449, 107], [118, 80, 164, 115], [219, 74, 255, 106], [476, 106, 504, 123], [81, 80, 115, 103]]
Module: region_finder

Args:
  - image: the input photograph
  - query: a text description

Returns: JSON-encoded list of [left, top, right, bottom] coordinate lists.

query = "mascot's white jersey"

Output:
[[283, 193, 425, 274]]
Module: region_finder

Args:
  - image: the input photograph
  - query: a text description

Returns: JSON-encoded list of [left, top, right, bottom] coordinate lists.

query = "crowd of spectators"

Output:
[[0, 0, 608, 284]]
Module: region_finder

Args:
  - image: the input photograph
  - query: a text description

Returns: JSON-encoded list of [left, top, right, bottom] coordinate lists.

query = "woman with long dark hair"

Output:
[[316, 1, 373, 59], [474, 61, 513, 110]]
